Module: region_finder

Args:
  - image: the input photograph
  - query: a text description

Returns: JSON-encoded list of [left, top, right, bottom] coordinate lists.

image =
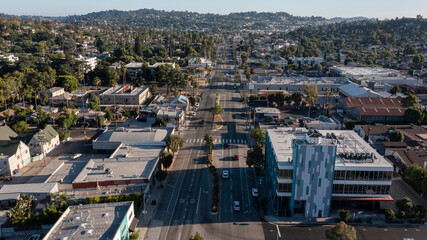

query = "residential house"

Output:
[[99, 85, 151, 106], [188, 57, 212, 68], [27, 125, 60, 156], [38, 87, 71, 105], [0, 140, 31, 176], [75, 55, 97, 71], [156, 108, 185, 129]]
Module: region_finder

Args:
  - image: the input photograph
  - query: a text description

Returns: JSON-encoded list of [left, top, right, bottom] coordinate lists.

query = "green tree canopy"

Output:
[[166, 134, 184, 156], [250, 128, 266, 147], [304, 84, 318, 118], [389, 130, 404, 142], [401, 92, 419, 108], [210, 104, 224, 116], [246, 145, 265, 169], [395, 197, 413, 213], [56, 75, 78, 92], [390, 85, 401, 95], [404, 107, 425, 124], [325, 221, 356, 240]]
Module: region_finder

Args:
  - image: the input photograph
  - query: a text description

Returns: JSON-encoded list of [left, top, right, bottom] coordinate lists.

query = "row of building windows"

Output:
[[332, 184, 390, 195], [334, 170, 392, 181], [278, 183, 292, 193], [278, 169, 293, 179]]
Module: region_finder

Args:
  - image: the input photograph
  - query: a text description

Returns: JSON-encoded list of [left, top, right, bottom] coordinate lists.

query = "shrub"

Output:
[[385, 209, 395, 221], [397, 210, 405, 219], [339, 209, 351, 222], [129, 232, 139, 240]]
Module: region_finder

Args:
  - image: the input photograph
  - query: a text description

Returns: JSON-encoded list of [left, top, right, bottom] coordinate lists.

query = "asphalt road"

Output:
[[145, 41, 265, 239], [263, 222, 427, 240]]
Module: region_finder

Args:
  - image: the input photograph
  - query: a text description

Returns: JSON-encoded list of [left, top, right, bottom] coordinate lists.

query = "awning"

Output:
[[129, 218, 139, 232], [332, 195, 394, 202]]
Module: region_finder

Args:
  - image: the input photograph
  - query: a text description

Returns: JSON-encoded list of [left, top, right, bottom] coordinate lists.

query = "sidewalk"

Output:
[[135, 184, 165, 240]]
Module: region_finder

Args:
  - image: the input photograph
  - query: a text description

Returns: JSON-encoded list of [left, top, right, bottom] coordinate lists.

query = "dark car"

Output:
[[224, 143, 229, 148], [200, 120, 205, 124], [233, 155, 239, 160]]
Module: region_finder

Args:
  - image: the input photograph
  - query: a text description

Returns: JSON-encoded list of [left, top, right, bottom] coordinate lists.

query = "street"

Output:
[[144, 41, 265, 239]]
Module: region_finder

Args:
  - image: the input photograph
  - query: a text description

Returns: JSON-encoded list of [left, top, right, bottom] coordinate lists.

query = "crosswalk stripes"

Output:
[[185, 138, 248, 144]]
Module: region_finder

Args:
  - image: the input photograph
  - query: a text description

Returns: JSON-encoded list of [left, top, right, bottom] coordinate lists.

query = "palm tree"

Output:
[[304, 84, 318, 118], [324, 88, 331, 115]]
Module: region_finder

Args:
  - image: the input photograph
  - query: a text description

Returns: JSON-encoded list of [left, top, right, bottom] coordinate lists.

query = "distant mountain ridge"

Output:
[[1, 9, 375, 31]]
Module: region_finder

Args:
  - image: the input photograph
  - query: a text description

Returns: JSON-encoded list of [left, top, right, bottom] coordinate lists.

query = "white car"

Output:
[[195, 103, 200, 107], [252, 188, 259, 198], [233, 201, 241, 212], [191, 111, 196, 116], [71, 153, 82, 160], [222, 170, 229, 179]]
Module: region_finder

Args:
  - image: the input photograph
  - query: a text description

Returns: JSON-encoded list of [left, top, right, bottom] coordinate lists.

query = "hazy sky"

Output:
[[1, 0, 426, 19]]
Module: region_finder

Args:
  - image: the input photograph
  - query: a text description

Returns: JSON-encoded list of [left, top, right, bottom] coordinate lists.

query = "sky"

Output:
[[0, 0, 426, 19]]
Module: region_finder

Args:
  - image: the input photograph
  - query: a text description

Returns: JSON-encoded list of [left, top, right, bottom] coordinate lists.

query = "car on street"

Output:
[[224, 143, 229, 148], [252, 188, 259, 198], [233, 201, 241, 212], [195, 103, 200, 107], [191, 111, 196, 116], [222, 170, 229, 179], [200, 120, 205, 124], [253, 198, 260, 208], [71, 153, 82, 160], [28, 234, 41, 240], [233, 155, 239, 161]]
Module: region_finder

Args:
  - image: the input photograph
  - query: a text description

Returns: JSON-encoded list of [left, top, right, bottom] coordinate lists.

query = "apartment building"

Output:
[[265, 127, 393, 218]]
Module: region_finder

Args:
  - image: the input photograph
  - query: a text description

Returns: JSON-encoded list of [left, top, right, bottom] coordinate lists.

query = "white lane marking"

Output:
[[196, 188, 202, 214]]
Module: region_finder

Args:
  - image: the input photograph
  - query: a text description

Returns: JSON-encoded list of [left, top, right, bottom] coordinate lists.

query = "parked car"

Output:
[[195, 103, 200, 107], [200, 120, 205, 124], [71, 153, 82, 160], [233, 201, 241, 212], [233, 155, 239, 161], [222, 170, 229, 179], [224, 143, 229, 148], [191, 111, 196, 116], [28, 234, 41, 240], [252, 188, 259, 198]]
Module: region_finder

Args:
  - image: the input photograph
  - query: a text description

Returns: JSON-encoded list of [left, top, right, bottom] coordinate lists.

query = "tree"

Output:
[[273, 92, 285, 107], [149, 84, 159, 95], [204, 133, 214, 153], [189, 95, 197, 107], [405, 164, 426, 191], [385, 209, 395, 221], [189, 232, 204, 240], [413, 54, 425, 69], [8, 194, 35, 226], [166, 134, 184, 156], [265, 116, 275, 122], [389, 130, 404, 142], [246, 145, 264, 169], [161, 151, 173, 171], [40, 93, 49, 106], [390, 85, 401, 95], [92, 76, 101, 89], [250, 128, 266, 147], [304, 84, 318, 118], [155, 170, 167, 186], [13, 121, 28, 134], [56, 75, 78, 92], [401, 92, 419, 108], [404, 107, 425, 124], [104, 110, 114, 121], [291, 92, 303, 106], [325, 222, 356, 240], [88, 93, 100, 111], [339, 209, 351, 222], [395, 197, 413, 213], [96, 115, 105, 128], [210, 104, 224, 116]]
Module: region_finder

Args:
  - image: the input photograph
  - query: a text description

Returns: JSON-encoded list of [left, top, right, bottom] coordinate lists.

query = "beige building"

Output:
[[99, 85, 151, 106], [28, 125, 60, 156]]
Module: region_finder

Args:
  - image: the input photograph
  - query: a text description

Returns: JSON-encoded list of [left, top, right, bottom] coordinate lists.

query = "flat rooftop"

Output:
[[267, 128, 392, 169], [100, 84, 149, 96], [251, 75, 348, 85], [45, 202, 133, 240], [0, 183, 58, 194], [73, 146, 162, 184], [95, 127, 171, 143]]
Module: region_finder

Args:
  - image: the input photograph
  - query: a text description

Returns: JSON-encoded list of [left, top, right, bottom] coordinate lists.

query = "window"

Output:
[[318, 179, 322, 187], [297, 180, 301, 187], [278, 169, 293, 179], [311, 174, 314, 181], [332, 184, 391, 195], [306, 186, 309, 195], [278, 183, 292, 193], [308, 161, 312, 168], [301, 158, 304, 168], [325, 172, 329, 179]]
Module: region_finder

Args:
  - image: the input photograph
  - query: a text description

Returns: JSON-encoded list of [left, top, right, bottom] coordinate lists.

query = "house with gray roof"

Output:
[[27, 125, 60, 156], [0, 126, 31, 176]]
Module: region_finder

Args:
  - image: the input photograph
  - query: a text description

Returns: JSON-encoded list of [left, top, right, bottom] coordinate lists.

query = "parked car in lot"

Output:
[[252, 188, 259, 198], [191, 111, 196, 116], [200, 120, 205, 124], [71, 153, 82, 160], [222, 170, 229, 179], [233, 201, 241, 212], [195, 103, 200, 107], [233, 155, 239, 161]]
